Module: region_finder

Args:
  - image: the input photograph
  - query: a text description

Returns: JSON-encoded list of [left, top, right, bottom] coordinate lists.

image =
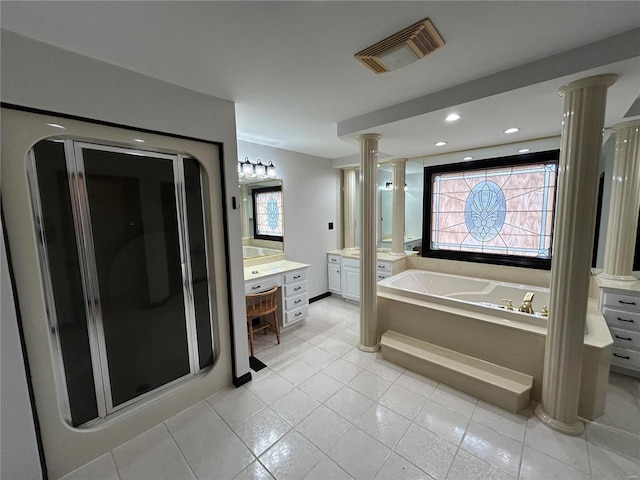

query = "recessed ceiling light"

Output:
[[445, 113, 460, 122], [463, 156, 473, 160], [47, 123, 66, 129], [434, 141, 447, 146], [518, 148, 530, 153], [134, 138, 146, 143], [504, 127, 520, 134]]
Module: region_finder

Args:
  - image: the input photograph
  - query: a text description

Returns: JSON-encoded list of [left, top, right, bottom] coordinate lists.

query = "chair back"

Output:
[[246, 286, 279, 318]]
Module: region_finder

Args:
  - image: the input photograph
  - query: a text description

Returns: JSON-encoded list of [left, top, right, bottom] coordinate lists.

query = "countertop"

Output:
[[243, 260, 310, 281], [327, 248, 416, 263]]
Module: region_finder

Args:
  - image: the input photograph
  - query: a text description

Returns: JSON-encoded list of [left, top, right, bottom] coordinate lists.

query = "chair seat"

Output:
[[246, 286, 280, 356]]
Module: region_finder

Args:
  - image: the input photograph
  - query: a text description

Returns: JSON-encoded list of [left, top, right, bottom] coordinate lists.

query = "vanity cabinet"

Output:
[[327, 251, 406, 302], [600, 288, 640, 377], [244, 261, 310, 331]]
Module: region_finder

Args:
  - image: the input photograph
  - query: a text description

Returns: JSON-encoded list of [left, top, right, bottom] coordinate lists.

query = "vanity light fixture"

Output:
[[504, 127, 520, 134], [266, 161, 277, 178], [518, 148, 530, 153], [241, 157, 255, 178], [434, 141, 447, 146], [238, 157, 276, 179], [383, 181, 408, 192], [463, 156, 473, 160], [445, 113, 461, 122], [254, 159, 267, 178]]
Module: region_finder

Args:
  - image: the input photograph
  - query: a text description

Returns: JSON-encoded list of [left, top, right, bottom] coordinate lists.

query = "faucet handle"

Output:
[[501, 299, 514, 310]]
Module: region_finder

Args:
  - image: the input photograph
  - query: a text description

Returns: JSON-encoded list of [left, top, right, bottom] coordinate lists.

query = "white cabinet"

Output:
[[601, 288, 640, 377], [342, 258, 360, 301], [328, 263, 341, 293], [244, 265, 309, 331], [327, 253, 405, 302], [282, 267, 309, 328]]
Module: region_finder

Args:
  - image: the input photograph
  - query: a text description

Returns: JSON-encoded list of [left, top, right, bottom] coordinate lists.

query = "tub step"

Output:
[[380, 330, 533, 413]]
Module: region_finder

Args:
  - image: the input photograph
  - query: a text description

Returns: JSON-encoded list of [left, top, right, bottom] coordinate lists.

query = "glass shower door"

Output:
[[76, 144, 192, 412]]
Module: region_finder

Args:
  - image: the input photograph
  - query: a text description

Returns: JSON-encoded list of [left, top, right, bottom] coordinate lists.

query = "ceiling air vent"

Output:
[[355, 18, 445, 74]]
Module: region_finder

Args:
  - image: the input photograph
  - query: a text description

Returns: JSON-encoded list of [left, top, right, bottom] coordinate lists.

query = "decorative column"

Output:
[[536, 74, 617, 435], [392, 159, 407, 255], [358, 133, 382, 352], [343, 168, 357, 249], [600, 120, 640, 281]]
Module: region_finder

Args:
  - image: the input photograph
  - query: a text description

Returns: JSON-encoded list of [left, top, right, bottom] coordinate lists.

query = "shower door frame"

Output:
[[28, 138, 212, 421]]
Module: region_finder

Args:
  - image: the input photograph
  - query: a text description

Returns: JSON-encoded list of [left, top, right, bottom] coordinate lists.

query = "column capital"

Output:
[[341, 166, 358, 171], [611, 119, 640, 132], [356, 133, 382, 142], [558, 74, 617, 96]]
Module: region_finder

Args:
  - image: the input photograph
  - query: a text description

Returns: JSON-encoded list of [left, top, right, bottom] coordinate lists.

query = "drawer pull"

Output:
[[293, 275, 301, 279], [295, 312, 302, 317], [294, 299, 302, 304], [617, 317, 635, 323], [614, 335, 632, 341], [252, 285, 261, 290], [378, 275, 384, 279], [378, 265, 384, 269], [618, 300, 637, 306], [613, 353, 630, 360], [294, 286, 301, 291], [331, 258, 338, 262]]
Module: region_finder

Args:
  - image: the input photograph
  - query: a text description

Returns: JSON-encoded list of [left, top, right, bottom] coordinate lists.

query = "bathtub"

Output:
[[378, 269, 551, 328], [242, 245, 283, 259], [377, 269, 613, 420]]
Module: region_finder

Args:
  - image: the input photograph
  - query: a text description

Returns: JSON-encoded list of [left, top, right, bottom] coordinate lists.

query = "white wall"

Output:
[[1, 220, 42, 480], [0, 30, 249, 477], [238, 141, 341, 297]]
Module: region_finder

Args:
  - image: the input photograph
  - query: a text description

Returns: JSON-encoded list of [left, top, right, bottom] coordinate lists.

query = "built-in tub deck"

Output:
[[377, 269, 613, 420]]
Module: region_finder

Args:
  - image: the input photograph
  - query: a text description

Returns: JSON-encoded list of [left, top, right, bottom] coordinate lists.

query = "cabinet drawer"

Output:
[[342, 257, 359, 268], [602, 307, 640, 332], [611, 346, 640, 369], [284, 281, 307, 297], [285, 293, 308, 311], [285, 304, 309, 326], [610, 327, 640, 349], [284, 269, 307, 284], [377, 261, 391, 272], [245, 276, 280, 294], [328, 254, 341, 264], [377, 271, 391, 281], [602, 292, 640, 313]]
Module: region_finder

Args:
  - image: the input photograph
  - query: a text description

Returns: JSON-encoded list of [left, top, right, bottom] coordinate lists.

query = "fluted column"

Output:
[[600, 120, 640, 280], [536, 74, 617, 435], [343, 168, 357, 249], [358, 133, 381, 352], [392, 159, 407, 255]]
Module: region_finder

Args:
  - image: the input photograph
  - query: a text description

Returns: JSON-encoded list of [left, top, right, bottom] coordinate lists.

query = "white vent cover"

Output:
[[355, 18, 445, 74]]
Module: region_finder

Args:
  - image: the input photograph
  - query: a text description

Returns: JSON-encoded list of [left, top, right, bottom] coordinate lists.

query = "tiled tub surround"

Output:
[[377, 270, 613, 420], [61, 296, 640, 480]]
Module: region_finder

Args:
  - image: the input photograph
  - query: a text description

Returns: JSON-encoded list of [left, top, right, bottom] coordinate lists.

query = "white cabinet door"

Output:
[[328, 263, 341, 293], [343, 265, 360, 301]]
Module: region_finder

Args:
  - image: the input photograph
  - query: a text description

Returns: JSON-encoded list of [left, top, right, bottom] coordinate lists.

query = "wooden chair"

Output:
[[246, 286, 280, 356]]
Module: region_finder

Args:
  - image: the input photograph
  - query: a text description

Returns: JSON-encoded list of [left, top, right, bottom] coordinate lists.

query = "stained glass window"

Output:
[[424, 151, 559, 268], [253, 187, 283, 240]]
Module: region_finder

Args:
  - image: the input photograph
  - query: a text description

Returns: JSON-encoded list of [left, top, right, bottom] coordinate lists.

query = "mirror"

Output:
[[239, 178, 284, 262]]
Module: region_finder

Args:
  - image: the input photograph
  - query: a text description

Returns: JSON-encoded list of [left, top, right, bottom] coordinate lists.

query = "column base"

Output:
[[357, 342, 380, 353], [534, 404, 585, 436], [598, 272, 639, 282]]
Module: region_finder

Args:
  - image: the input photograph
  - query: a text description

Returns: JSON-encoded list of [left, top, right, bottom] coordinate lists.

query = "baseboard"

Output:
[[309, 292, 331, 304], [233, 372, 252, 387]]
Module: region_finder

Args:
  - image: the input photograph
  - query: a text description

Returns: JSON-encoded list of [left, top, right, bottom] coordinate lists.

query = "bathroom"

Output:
[[2, 4, 640, 479]]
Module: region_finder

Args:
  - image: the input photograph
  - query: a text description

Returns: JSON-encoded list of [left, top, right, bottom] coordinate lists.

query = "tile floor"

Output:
[[62, 296, 640, 480]]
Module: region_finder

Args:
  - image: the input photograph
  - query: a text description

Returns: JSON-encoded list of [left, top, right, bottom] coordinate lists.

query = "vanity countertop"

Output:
[[243, 260, 310, 281], [327, 248, 416, 263]]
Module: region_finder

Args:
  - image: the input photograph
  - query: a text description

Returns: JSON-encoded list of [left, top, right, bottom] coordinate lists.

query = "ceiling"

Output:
[[1, 1, 639, 161]]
